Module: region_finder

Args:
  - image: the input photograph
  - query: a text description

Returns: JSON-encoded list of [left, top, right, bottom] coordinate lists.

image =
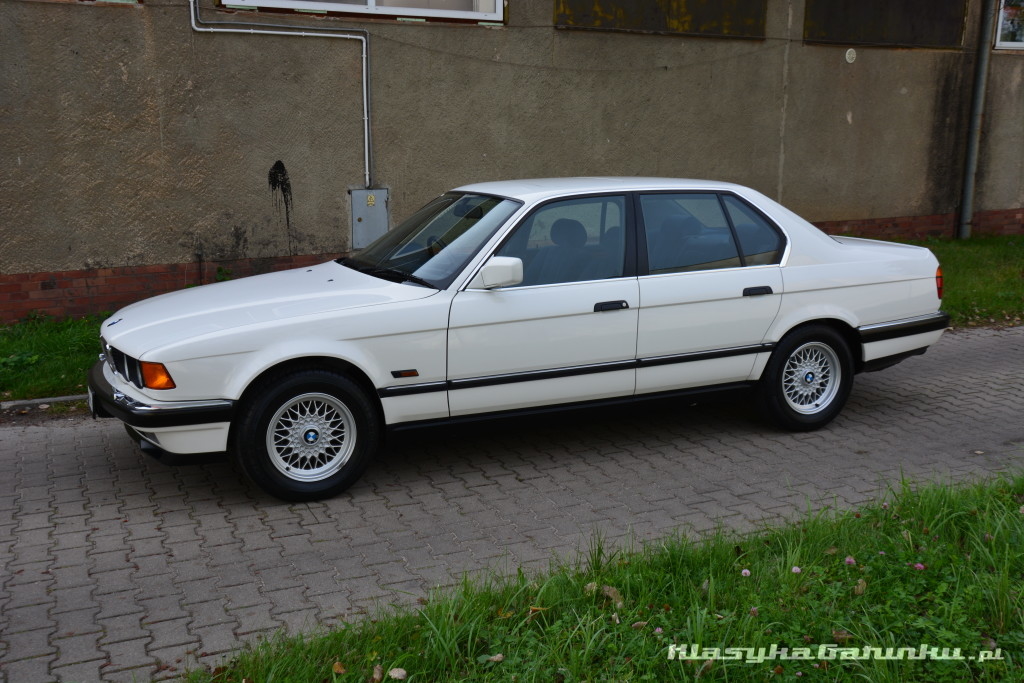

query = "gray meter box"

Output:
[[350, 188, 389, 249]]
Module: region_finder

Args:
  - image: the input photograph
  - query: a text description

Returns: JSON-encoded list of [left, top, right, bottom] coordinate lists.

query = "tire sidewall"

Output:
[[233, 370, 379, 501], [760, 325, 854, 431]]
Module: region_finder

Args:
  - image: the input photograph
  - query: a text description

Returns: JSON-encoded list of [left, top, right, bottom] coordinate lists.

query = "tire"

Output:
[[232, 369, 380, 501], [758, 325, 854, 431]]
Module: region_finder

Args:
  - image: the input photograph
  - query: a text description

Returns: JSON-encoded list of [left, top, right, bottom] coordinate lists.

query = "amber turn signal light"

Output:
[[140, 362, 176, 390], [935, 266, 944, 300]]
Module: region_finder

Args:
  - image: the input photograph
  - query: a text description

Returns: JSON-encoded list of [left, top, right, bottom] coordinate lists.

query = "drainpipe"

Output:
[[956, 0, 998, 240], [188, 0, 374, 188]]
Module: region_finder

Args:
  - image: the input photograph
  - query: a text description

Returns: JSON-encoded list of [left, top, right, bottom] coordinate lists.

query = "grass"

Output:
[[0, 312, 105, 401], [184, 475, 1024, 682], [0, 236, 1020, 401], [904, 236, 1024, 328]]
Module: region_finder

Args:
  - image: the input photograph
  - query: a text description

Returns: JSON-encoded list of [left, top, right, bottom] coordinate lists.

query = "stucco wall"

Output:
[[1, 0, 1021, 277], [1, 0, 364, 274]]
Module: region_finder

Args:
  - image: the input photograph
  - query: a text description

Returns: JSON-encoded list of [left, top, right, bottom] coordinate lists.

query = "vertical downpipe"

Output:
[[957, 0, 998, 240]]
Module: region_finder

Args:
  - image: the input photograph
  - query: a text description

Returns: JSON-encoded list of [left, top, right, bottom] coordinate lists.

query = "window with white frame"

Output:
[[997, 0, 1024, 49], [222, 0, 503, 22]]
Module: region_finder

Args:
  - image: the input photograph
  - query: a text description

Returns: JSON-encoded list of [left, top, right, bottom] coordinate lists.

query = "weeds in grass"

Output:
[[906, 235, 1024, 328], [185, 475, 1024, 682], [0, 312, 106, 400]]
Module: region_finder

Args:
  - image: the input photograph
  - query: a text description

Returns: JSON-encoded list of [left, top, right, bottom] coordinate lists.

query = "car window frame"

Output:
[[634, 190, 788, 275]]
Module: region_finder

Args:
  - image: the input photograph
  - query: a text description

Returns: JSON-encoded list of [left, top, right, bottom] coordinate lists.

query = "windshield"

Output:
[[339, 193, 521, 289]]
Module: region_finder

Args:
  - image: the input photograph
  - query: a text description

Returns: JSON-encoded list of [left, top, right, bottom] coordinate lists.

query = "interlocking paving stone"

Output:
[[0, 327, 1022, 680]]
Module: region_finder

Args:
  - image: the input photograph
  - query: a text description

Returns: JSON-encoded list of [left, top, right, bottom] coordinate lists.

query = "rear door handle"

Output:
[[594, 300, 629, 312], [742, 286, 774, 297]]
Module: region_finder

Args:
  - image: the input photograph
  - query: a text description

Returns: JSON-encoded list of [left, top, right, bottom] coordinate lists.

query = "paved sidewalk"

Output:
[[1, 327, 1022, 682]]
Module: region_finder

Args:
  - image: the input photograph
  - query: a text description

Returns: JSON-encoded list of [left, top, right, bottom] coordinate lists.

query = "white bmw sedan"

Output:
[[89, 178, 948, 500]]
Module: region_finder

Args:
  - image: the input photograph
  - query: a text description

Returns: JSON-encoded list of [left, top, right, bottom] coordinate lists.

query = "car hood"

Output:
[[101, 261, 438, 357]]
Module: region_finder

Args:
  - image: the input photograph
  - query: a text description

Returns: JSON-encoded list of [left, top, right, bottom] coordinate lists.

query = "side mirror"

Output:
[[472, 256, 523, 289]]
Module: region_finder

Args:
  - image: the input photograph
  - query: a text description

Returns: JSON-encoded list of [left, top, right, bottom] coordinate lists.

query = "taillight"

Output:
[[935, 266, 944, 300]]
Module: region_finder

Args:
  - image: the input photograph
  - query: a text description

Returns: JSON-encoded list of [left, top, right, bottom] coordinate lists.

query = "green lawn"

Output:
[[0, 312, 105, 401], [184, 475, 1024, 682], [1, 236, 1021, 401], [905, 236, 1024, 328]]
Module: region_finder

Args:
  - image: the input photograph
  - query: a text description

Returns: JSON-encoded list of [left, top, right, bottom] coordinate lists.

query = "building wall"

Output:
[[1, 0, 1022, 322]]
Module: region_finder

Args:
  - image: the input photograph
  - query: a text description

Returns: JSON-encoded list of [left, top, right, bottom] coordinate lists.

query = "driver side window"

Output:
[[495, 195, 626, 286]]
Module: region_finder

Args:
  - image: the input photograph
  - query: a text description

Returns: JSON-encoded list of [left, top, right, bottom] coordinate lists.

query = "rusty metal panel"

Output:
[[803, 0, 967, 49], [554, 0, 767, 39]]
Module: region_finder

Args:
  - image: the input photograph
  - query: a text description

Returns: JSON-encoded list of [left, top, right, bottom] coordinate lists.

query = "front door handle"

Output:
[[743, 286, 774, 297], [594, 300, 629, 312]]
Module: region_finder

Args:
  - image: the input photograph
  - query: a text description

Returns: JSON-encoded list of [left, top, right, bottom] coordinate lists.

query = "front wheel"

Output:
[[232, 369, 380, 501], [758, 325, 854, 431]]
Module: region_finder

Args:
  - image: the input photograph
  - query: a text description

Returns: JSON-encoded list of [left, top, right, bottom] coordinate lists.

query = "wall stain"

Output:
[[927, 55, 971, 214], [268, 160, 294, 254]]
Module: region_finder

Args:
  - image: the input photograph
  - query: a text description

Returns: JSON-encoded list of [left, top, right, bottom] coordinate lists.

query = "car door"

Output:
[[447, 194, 640, 416], [635, 192, 785, 394]]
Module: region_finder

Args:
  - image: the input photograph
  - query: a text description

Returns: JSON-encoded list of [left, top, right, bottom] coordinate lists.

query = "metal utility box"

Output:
[[350, 188, 389, 249]]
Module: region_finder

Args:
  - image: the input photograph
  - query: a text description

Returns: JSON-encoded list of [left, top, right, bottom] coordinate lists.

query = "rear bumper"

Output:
[[858, 312, 950, 344], [857, 311, 949, 371]]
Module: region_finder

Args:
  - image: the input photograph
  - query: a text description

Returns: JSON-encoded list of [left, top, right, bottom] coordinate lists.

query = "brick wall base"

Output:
[[1, 253, 339, 324], [814, 207, 1024, 240], [2, 208, 1022, 324]]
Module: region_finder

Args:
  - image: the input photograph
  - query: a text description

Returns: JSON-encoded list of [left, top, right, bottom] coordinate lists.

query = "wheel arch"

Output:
[[774, 318, 864, 373], [230, 356, 383, 445]]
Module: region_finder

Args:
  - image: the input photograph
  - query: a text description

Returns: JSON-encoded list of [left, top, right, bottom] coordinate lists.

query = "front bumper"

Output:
[[89, 360, 235, 428], [89, 360, 236, 454]]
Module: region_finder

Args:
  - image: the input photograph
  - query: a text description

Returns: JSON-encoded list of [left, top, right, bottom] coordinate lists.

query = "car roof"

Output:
[[453, 177, 748, 203]]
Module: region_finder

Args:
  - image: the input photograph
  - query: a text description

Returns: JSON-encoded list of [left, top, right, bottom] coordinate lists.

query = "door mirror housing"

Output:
[[471, 256, 523, 289]]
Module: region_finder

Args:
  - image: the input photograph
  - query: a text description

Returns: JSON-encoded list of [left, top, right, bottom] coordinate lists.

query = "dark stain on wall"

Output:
[[927, 55, 972, 214], [268, 160, 294, 254]]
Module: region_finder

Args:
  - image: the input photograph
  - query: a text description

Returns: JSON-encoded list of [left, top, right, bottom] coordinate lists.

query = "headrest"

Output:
[[550, 218, 587, 248]]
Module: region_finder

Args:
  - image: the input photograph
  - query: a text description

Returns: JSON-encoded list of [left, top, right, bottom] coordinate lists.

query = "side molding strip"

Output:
[[377, 344, 775, 398]]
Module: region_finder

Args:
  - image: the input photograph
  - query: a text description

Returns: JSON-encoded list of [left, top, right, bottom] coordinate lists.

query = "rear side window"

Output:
[[640, 194, 742, 274], [722, 195, 783, 265]]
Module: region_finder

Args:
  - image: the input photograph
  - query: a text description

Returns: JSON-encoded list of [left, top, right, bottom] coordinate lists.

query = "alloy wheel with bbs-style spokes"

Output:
[[781, 342, 841, 415], [266, 392, 356, 482], [233, 369, 380, 501], [759, 325, 854, 431]]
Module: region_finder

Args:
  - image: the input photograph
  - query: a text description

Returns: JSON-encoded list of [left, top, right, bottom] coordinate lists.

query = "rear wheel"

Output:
[[758, 325, 854, 431], [232, 369, 380, 501]]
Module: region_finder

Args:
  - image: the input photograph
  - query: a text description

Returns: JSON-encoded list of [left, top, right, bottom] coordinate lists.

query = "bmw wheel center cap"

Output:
[[303, 428, 320, 445]]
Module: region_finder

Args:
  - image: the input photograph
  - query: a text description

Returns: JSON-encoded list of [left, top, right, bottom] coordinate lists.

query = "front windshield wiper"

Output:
[[339, 259, 437, 289], [366, 266, 437, 289]]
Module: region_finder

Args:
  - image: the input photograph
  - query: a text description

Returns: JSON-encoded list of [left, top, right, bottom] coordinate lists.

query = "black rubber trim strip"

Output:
[[637, 344, 775, 368], [450, 360, 636, 390], [378, 344, 773, 398], [858, 312, 950, 344], [377, 381, 448, 398], [88, 361, 236, 429]]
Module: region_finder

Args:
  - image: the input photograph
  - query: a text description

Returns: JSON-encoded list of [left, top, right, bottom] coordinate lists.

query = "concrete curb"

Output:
[[1, 394, 89, 411]]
